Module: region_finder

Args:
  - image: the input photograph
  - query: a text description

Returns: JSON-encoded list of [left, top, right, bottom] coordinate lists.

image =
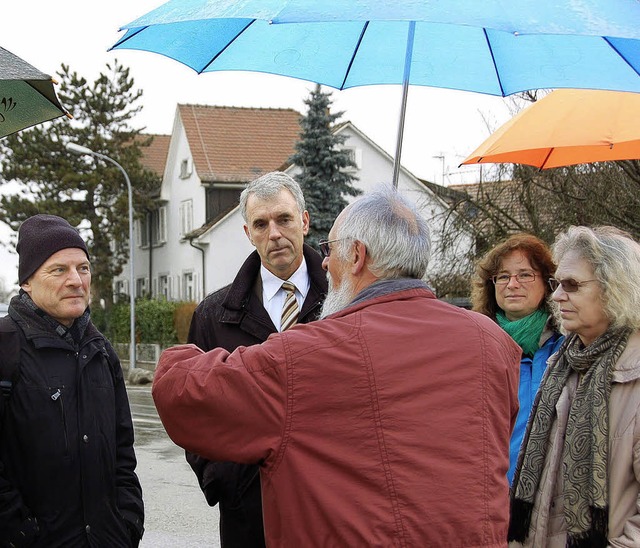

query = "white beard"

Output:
[[320, 274, 356, 319]]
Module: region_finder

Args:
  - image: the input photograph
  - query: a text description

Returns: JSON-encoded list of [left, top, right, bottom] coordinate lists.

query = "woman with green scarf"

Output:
[[472, 234, 563, 485], [509, 226, 640, 547]]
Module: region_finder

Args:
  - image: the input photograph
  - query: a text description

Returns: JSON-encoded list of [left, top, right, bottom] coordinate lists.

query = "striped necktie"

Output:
[[280, 281, 299, 331]]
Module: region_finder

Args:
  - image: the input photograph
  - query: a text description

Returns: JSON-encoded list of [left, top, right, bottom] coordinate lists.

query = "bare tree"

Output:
[[437, 160, 640, 298]]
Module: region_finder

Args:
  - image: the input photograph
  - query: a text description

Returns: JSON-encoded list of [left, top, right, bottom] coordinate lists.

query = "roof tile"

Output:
[[138, 134, 170, 177], [178, 104, 301, 183]]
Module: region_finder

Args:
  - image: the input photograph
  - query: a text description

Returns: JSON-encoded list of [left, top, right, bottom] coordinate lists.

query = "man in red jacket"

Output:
[[154, 185, 521, 547]]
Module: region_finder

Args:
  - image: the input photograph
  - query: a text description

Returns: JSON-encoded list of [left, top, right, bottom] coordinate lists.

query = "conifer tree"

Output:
[[290, 84, 360, 248], [0, 60, 159, 306]]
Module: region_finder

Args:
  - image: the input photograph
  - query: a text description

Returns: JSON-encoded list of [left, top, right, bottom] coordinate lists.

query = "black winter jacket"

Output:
[[186, 244, 327, 548], [0, 294, 144, 547]]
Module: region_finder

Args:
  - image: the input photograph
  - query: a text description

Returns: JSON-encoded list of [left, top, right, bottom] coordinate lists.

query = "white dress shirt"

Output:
[[261, 259, 310, 332]]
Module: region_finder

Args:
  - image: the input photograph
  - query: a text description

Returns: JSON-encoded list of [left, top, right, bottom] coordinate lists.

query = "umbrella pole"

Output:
[[392, 21, 416, 189]]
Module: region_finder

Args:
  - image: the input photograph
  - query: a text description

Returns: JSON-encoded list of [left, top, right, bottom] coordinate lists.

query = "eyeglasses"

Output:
[[491, 271, 537, 285], [548, 277, 599, 293], [318, 238, 347, 259]]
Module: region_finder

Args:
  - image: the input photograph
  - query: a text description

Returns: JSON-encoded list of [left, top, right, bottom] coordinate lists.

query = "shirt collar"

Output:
[[261, 258, 310, 302]]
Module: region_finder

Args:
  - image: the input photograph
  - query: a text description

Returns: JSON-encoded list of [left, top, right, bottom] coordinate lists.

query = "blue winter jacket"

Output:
[[508, 330, 564, 485]]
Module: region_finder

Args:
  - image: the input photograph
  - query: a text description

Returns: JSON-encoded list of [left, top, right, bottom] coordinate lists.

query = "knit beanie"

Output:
[[17, 214, 89, 284]]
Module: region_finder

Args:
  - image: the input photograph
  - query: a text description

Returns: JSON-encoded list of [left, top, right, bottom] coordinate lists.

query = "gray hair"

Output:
[[334, 185, 431, 279], [239, 172, 306, 222], [552, 225, 640, 330]]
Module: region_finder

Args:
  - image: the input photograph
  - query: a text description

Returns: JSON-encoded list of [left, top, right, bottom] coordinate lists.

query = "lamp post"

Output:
[[66, 142, 136, 370]]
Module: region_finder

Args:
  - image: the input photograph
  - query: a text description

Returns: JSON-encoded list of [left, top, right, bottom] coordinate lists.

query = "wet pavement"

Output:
[[127, 384, 221, 547]]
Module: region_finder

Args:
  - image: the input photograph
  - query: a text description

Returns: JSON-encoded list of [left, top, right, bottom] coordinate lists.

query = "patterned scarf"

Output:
[[509, 327, 632, 547], [496, 309, 548, 358]]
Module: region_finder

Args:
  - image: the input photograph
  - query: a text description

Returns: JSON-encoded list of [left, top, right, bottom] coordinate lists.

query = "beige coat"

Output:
[[511, 331, 640, 547]]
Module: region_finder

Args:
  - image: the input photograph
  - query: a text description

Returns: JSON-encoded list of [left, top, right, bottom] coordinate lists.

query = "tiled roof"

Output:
[[178, 104, 301, 183], [137, 134, 170, 177], [447, 178, 558, 241], [448, 179, 531, 228]]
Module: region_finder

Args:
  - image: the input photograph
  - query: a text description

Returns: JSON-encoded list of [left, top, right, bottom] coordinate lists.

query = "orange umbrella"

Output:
[[461, 89, 640, 170]]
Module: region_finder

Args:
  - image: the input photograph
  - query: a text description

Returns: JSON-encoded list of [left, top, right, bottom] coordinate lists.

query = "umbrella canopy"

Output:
[[114, 0, 640, 39], [111, 0, 640, 184], [0, 47, 69, 138], [461, 89, 640, 170]]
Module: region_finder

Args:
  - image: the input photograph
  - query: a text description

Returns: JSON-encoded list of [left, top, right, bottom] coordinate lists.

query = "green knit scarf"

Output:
[[496, 308, 548, 358]]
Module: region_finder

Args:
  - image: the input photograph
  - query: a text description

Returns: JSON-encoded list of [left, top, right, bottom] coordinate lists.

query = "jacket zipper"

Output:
[[50, 387, 69, 456]]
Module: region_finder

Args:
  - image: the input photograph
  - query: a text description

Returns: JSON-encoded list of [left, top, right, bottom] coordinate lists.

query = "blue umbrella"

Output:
[[111, 0, 640, 186]]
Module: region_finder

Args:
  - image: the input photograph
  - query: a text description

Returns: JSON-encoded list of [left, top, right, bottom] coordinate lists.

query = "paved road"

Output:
[[127, 384, 221, 548]]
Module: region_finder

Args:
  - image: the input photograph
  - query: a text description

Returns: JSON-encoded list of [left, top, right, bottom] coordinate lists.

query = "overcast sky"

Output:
[[0, 0, 514, 291]]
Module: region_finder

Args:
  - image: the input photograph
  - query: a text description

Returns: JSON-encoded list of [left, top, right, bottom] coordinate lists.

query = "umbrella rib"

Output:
[[339, 22, 369, 91], [539, 148, 554, 170], [110, 26, 147, 49], [200, 20, 255, 74], [604, 37, 640, 78], [25, 81, 70, 117], [482, 29, 505, 97]]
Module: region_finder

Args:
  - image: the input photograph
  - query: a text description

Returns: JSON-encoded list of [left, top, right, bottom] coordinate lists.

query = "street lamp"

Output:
[[66, 142, 136, 370]]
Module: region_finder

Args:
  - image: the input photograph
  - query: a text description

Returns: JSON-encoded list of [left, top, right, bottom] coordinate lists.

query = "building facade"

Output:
[[116, 104, 474, 303]]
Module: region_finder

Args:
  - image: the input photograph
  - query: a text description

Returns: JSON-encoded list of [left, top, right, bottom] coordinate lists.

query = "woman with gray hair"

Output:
[[509, 225, 640, 547]]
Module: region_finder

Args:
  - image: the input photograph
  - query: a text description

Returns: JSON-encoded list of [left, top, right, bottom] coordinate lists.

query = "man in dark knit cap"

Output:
[[0, 214, 144, 547]]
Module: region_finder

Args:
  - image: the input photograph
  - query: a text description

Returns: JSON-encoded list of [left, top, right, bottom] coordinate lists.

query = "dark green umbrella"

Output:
[[0, 46, 69, 138]]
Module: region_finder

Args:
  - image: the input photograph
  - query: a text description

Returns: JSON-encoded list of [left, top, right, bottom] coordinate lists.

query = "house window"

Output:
[[159, 274, 170, 300], [136, 277, 148, 299], [205, 187, 242, 222], [183, 272, 194, 301], [343, 147, 362, 170], [158, 206, 167, 244], [180, 199, 193, 236], [139, 206, 168, 248], [114, 280, 126, 302], [179, 158, 192, 179]]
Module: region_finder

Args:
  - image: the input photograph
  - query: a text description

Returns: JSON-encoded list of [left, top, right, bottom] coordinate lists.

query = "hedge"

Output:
[[97, 299, 197, 346]]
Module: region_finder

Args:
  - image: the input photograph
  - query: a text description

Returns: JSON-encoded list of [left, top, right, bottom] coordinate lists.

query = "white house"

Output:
[[116, 104, 474, 303]]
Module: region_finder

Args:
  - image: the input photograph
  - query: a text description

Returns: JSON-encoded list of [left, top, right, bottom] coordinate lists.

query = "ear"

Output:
[[243, 224, 254, 246], [301, 210, 310, 236], [350, 240, 368, 275], [20, 281, 31, 295]]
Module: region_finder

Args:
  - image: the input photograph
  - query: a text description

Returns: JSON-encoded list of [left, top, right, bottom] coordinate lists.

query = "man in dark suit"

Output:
[[185, 171, 328, 547]]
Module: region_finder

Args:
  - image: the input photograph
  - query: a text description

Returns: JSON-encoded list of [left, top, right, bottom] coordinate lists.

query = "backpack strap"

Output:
[[0, 315, 21, 405]]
